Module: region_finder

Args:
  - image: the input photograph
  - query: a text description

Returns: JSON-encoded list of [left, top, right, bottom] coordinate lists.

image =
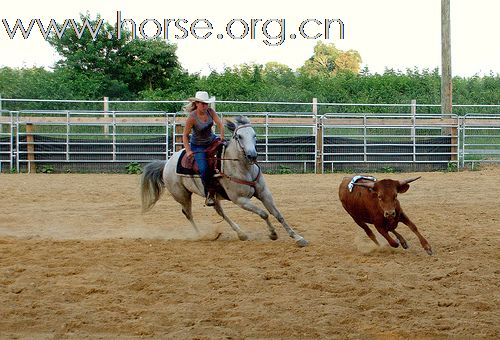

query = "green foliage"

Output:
[[446, 162, 458, 172], [2, 64, 499, 113], [39, 165, 55, 173], [115, 39, 180, 93], [277, 165, 293, 174], [126, 162, 143, 174], [380, 166, 396, 173], [47, 13, 128, 74]]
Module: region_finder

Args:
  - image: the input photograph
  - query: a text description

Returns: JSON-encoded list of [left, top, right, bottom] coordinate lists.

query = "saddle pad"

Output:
[[176, 150, 200, 176]]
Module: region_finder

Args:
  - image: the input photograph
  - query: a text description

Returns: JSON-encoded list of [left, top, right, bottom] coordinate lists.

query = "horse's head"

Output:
[[225, 116, 258, 164]]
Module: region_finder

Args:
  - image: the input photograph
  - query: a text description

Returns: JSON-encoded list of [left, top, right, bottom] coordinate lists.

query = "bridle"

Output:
[[218, 124, 261, 188], [213, 124, 255, 161], [232, 124, 254, 159]]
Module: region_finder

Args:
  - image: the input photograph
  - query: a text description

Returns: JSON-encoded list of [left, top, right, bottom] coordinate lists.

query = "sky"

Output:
[[1, 0, 499, 77]]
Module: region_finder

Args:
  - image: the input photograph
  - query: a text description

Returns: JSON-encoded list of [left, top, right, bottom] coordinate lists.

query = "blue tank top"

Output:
[[189, 110, 216, 146]]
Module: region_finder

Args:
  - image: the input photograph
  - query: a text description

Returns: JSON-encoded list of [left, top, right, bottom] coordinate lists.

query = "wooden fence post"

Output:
[[441, 0, 452, 117], [26, 123, 36, 173], [175, 123, 183, 152]]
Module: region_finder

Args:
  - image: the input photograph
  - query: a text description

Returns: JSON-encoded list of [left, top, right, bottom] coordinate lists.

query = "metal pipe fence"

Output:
[[14, 110, 172, 173], [321, 113, 461, 172], [0, 107, 498, 173], [461, 114, 500, 169]]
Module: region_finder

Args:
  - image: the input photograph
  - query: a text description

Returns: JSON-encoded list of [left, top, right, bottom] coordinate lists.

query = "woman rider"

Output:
[[182, 91, 224, 206]]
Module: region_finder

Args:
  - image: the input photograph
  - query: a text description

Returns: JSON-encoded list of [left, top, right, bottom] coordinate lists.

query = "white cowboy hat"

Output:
[[188, 91, 214, 104]]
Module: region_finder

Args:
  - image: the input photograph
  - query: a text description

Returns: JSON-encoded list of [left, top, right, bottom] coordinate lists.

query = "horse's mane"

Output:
[[235, 116, 250, 125]]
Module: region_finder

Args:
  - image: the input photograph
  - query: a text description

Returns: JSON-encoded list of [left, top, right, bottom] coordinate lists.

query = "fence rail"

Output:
[[0, 109, 499, 173]]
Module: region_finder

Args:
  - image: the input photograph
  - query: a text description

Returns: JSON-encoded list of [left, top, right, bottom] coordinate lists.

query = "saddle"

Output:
[[176, 138, 225, 176]]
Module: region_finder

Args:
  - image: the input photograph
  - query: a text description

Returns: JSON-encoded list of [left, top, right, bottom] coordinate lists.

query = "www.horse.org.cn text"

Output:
[[1, 11, 345, 47]]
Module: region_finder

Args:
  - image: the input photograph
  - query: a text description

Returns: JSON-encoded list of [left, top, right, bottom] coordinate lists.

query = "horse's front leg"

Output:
[[213, 200, 248, 241], [256, 189, 308, 247], [234, 197, 278, 241]]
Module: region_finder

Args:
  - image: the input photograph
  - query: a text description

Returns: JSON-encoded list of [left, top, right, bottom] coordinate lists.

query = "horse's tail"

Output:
[[140, 160, 167, 213]]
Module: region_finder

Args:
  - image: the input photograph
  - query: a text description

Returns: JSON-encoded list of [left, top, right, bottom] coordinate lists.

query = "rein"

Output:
[[220, 163, 261, 188]]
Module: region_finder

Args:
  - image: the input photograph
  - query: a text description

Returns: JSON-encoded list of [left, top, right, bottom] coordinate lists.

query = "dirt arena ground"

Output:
[[0, 167, 499, 339]]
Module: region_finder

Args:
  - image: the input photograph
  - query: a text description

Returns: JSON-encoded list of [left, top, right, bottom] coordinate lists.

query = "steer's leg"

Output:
[[353, 219, 380, 246], [373, 224, 400, 248], [391, 230, 409, 249], [399, 212, 433, 255]]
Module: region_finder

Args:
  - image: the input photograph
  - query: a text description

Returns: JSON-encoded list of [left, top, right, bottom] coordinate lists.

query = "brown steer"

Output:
[[339, 176, 433, 255]]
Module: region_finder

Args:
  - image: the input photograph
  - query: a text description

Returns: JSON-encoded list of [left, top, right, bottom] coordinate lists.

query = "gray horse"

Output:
[[141, 116, 308, 247]]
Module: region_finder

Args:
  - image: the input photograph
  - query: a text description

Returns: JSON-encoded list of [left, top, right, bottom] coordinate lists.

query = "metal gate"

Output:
[[461, 114, 500, 168]]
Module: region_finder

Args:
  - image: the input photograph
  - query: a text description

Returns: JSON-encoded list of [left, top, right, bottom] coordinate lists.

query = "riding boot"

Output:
[[205, 191, 216, 206], [204, 178, 216, 206]]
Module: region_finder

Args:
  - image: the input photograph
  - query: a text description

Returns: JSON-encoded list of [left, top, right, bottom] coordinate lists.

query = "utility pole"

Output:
[[441, 0, 452, 115]]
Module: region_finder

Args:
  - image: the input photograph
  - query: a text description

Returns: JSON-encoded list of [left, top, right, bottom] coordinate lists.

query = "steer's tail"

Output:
[[140, 161, 167, 213]]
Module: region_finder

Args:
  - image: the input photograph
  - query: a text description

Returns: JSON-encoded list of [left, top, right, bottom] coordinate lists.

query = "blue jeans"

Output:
[[190, 143, 211, 196]]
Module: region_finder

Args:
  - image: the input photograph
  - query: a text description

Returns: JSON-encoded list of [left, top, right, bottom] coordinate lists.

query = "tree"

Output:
[[115, 39, 180, 93], [262, 62, 295, 86], [47, 13, 182, 98], [335, 50, 362, 74], [299, 41, 362, 76], [47, 13, 127, 74]]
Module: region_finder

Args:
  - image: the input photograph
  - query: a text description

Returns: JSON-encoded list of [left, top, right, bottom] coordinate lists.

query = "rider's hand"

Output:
[[186, 150, 194, 159]]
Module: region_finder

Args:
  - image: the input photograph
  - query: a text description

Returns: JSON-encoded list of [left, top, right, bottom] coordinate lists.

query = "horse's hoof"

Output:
[[238, 234, 249, 241], [425, 247, 433, 256], [296, 238, 309, 247], [269, 233, 278, 240]]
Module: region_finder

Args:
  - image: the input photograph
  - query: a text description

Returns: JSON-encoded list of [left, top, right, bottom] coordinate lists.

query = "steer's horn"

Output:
[[353, 181, 376, 189], [399, 176, 421, 186]]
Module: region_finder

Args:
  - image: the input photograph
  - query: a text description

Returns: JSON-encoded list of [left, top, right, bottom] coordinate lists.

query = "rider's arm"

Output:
[[209, 108, 224, 140], [183, 117, 194, 157]]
